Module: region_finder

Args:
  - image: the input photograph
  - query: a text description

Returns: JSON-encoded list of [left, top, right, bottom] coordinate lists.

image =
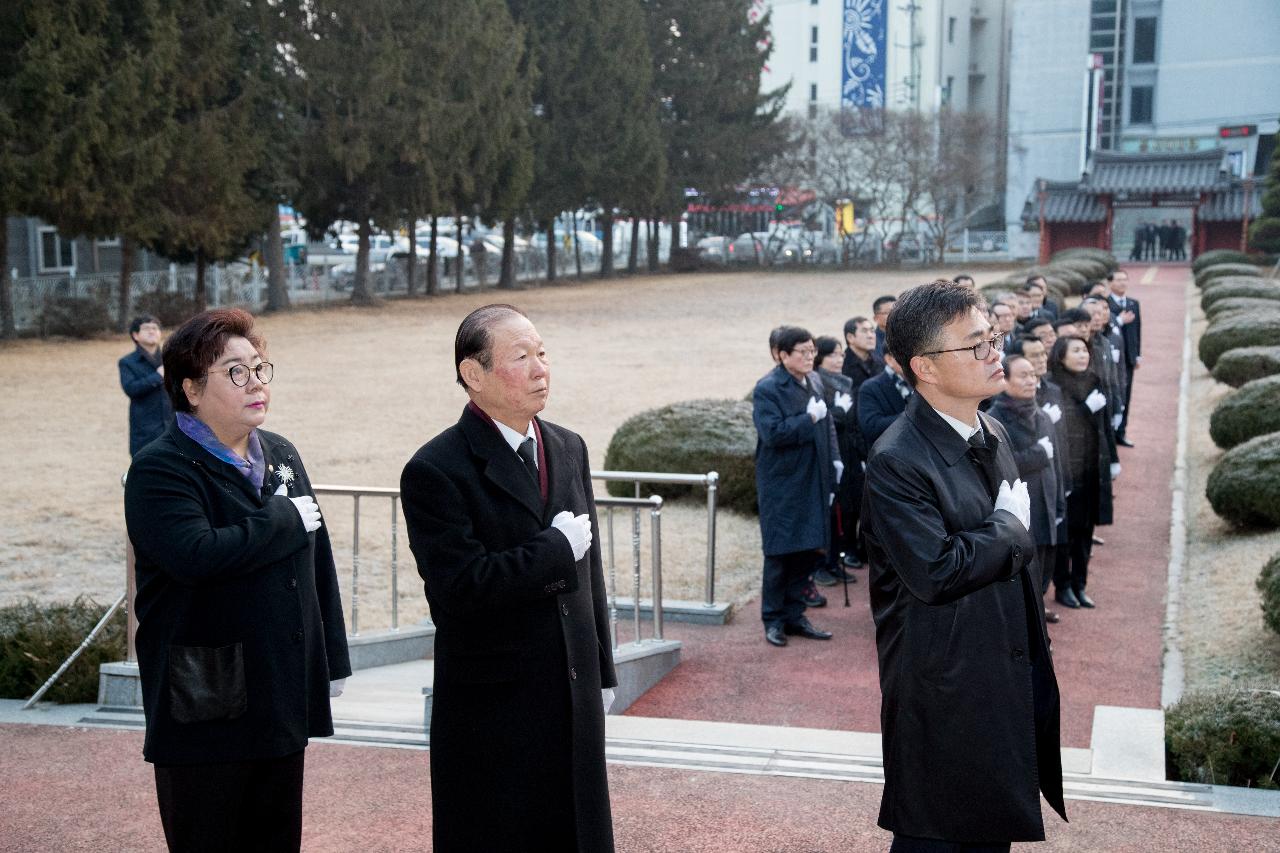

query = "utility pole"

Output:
[[896, 1, 923, 110]]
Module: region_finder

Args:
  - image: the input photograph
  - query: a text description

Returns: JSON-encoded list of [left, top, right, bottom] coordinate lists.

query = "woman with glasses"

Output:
[[123, 308, 350, 852], [1047, 334, 1119, 611]]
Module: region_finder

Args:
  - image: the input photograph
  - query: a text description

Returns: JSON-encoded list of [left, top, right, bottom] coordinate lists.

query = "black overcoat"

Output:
[[124, 423, 351, 765], [986, 394, 1066, 548], [1108, 295, 1141, 367], [752, 365, 835, 556], [400, 406, 617, 853], [119, 347, 174, 456], [857, 369, 909, 450], [862, 395, 1066, 843]]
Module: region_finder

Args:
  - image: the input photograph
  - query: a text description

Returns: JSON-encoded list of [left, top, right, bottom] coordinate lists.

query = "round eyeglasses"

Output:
[[218, 362, 274, 387]]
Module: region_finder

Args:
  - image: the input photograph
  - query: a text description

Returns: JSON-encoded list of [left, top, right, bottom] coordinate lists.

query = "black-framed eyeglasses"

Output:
[[215, 362, 274, 387], [921, 335, 1004, 361]]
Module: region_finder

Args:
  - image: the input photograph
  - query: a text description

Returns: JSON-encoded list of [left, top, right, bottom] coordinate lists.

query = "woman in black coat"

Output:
[[1048, 334, 1119, 610], [815, 336, 858, 585], [124, 308, 350, 852]]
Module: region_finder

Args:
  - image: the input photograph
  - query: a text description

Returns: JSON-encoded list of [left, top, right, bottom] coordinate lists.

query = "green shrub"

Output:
[[1203, 297, 1280, 324], [1196, 263, 1263, 288], [39, 295, 112, 338], [1047, 260, 1101, 291], [1201, 279, 1280, 312], [1193, 249, 1258, 274], [1166, 689, 1280, 789], [1213, 346, 1280, 388], [1250, 219, 1280, 256], [1209, 376, 1280, 449], [1199, 312, 1280, 369], [1050, 247, 1118, 272], [0, 597, 127, 704], [1260, 553, 1280, 637], [132, 289, 200, 328], [603, 398, 757, 514], [1206, 432, 1280, 527]]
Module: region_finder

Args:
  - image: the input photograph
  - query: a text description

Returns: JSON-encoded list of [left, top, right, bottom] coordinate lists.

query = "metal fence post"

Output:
[[649, 496, 663, 641], [607, 507, 618, 650], [390, 496, 399, 631], [350, 494, 361, 636], [631, 507, 642, 644], [705, 471, 719, 606]]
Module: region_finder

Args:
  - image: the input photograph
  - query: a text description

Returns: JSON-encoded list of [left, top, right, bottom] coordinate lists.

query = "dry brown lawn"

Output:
[[0, 266, 1017, 631], [1181, 294, 1280, 693]]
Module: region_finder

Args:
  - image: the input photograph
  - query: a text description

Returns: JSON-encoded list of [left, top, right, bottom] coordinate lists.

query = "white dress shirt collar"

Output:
[[493, 419, 537, 457], [933, 406, 982, 442]]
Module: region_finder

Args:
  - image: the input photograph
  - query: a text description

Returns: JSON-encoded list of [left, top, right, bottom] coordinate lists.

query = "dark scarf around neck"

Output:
[[1051, 365, 1100, 402]]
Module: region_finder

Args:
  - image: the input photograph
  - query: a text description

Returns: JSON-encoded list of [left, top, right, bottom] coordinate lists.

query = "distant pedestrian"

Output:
[[119, 314, 174, 457], [872, 295, 897, 358], [814, 336, 858, 587]]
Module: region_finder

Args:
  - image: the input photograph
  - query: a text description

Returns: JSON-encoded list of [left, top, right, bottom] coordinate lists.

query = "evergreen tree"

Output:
[[1248, 154, 1280, 255]]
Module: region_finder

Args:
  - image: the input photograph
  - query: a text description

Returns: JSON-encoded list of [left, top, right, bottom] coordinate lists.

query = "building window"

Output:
[[38, 228, 75, 273], [810, 26, 818, 62], [943, 76, 954, 105], [948, 17, 956, 43], [810, 46, 818, 62], [810, 83, 818, 101], [1132, 16, 1156, 63], [1129, 85, 1153, 124]]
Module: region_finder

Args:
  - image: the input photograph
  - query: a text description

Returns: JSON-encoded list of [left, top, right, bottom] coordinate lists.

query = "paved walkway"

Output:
[[7, 264, 1280, 851]]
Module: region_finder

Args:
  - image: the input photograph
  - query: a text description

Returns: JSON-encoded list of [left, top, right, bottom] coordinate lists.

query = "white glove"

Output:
[[995, 479, 1031, 531], [1111, 346, 1121, 362], [833, 391, 853, 412], [806, 396, 828, 423], [1112, 413, 1123, 430], [1037, 436, 1054, 459], [1110, 463, 1122, 481], [834, 460, 845, 484], [1084, 389, 1107, 413], [603, 687, 616, 714], [330, 678, 346, 698], [551, 510, 593, 561], [277, 483, 322, 533], [1041, 402, 1062, 423]]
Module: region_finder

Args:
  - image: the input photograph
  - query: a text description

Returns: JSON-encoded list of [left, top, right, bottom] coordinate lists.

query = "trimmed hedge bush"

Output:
[[1213, 346, 1280, 388], [1260, 553, 1280, 637], [0, 597, 127, 704], [1206, 431, 1280, 527], [1166, 689, 1280, 789], [1198, 312, 1280, 369], [1047, 259, 1105, 289], [39, 296, 112, 338], [603, 398, 757, 514], [1193, 249, 1257, 274], [1209, 376, 1280, 449], [1203, 297, 1280, 324], [1200, 278, 1280, 312], [1050, 247, 1119, 272], [1196, 263, 1263, 288]]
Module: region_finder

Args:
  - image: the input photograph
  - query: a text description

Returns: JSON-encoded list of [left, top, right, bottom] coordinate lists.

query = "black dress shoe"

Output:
[[1117, 437, 1135, 448], [783, 617, 833, 640], [841, 553, 863, 569], [802, 585, 827, 608], [1075, 589, 1096, 608], [1044, 608, 1060, 624], [813, 569, 839, 587], [765, 625, 788, 647], [1055, 588, 1080, 609]]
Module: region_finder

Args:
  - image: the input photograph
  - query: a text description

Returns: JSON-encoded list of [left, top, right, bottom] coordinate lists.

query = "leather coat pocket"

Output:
[[168, 643, 247, 723]]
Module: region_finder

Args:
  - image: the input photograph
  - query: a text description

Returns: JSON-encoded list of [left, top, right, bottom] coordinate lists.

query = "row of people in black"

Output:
[[1129, 220, 1187, 261], [754, 268, 1142, 644]]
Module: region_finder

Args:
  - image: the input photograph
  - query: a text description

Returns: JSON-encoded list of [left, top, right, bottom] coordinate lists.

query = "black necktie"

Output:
[[516, 437, 538, 482], [967, 428, 1000, 500]]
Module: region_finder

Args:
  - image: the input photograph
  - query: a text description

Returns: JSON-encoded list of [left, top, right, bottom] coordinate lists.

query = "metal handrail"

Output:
[[313, 484, 401, 637], [596, 495, 664, 647], [591, 469, 719, 606]]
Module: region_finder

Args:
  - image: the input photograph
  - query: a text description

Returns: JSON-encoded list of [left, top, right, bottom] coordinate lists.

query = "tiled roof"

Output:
[[1021, 182, 1107, 226], [1199, 181, 1265, 222], [1086, 149, 1227, 195]]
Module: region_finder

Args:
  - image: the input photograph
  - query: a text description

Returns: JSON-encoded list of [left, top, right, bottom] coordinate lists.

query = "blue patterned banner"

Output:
[[842, 0, 886, 111]]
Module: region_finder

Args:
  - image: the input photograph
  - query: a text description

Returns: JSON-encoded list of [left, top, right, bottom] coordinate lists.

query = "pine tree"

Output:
[[1248, 154, 1280, 255]]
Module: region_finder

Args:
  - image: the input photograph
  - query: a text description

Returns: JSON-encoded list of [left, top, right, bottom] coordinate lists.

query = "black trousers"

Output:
[[1117, 367, 1135, 439], [1035, 544, 1056, 597], [153, 749, 305, 853], [1057, 490, 1096, 594], [890, 835, 1011, 852], [761, 549, 816, 628]]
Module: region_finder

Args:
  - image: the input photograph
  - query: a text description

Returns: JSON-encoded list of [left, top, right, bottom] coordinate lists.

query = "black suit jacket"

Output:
[[124, 424, 351, 765], [862, 395, 1064, 842], [1108, 295, 1141, 367], [401, 405, 616, 853], [857, 369, 909, 451]]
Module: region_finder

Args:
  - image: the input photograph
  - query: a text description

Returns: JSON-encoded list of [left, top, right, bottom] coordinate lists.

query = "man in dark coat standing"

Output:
[[857, 356, 912, 449], [119, 314, 174, 456], [400, 304, 617, 853], [753, 326, 838, 647], [1107, 269, 1141, 447], [862, 281, 1066, 850]]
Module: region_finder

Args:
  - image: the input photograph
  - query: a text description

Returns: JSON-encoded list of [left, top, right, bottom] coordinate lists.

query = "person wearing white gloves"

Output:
[[752, 326, 838, 647], [400, 304, 616, 853], [1049, 334, 1120, 610], [987, 353, 1069, 625], [862, 281, 1066, 849], [123, 308, 351, 852], [814, 336, 859, 588]]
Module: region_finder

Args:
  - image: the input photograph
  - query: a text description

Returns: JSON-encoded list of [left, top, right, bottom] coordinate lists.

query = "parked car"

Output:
[[727, 232, 765, 265], [695, 236, 730, 266]]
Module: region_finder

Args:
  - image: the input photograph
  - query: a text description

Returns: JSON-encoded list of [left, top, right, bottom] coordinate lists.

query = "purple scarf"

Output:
[[176, 412, 266, 490]]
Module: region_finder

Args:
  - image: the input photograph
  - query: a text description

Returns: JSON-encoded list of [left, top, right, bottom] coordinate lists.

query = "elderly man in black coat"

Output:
[[1107, 269, 1141, 446], [401, 304, 616, 853], [753, 326, 839, 647], [862, 282, 1066, 851]]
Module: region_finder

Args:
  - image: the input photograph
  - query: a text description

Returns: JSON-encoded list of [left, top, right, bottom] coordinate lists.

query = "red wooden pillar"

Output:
[[1037, 180, 1049, 265]]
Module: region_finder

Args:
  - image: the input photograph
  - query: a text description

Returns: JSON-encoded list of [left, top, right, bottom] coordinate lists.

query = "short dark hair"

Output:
[[1023, 275, 1046, 290], [454, 303, 527, 387], [129, 314, 159, 336], [815, 335, 841, 366], [843, 315, 870, 337], [953, 274, 975, 285], [774, 325, 813, 356], [1002, 353, 1031, 375], [885, 281, 984, 388], [872, 295, 897, 314], [1022, 316, 1051, 334], [1007, 334, 1045, 357], [1059, 308, 1091, 325], [163, 308, 265, 414]]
